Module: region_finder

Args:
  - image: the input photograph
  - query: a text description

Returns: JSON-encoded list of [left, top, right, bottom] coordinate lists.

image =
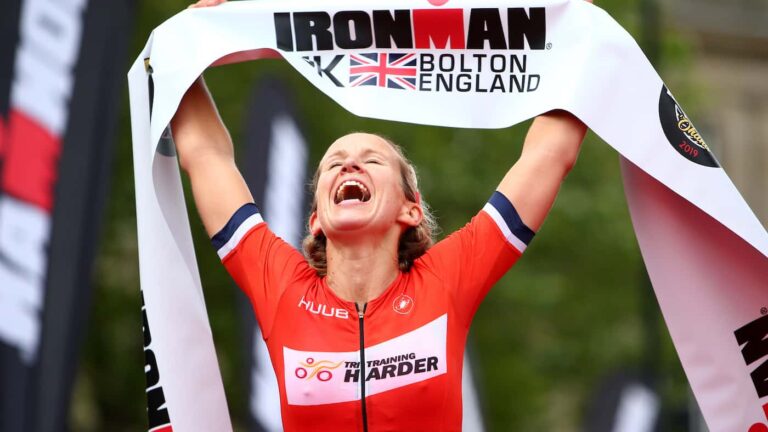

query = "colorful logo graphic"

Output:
[[295, 357, 343, 382], [658, 85, 719, 167]]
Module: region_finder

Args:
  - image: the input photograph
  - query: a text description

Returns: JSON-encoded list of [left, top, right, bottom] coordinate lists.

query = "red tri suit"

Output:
[[212, 191, 534, 431]]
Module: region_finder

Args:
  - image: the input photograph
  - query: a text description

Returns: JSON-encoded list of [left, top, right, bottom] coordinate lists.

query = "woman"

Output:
[[176, 2, 587, 430]]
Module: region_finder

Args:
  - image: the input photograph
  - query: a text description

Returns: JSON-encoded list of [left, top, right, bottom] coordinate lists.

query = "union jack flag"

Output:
[[349, 53, 417, 90]]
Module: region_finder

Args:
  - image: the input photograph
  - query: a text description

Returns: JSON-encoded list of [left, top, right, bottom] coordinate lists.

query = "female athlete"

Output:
[[176, 1, 589, 430]]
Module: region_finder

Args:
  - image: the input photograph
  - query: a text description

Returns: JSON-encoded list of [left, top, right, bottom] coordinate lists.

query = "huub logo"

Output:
[[733, 313, 768, 431], [658, 85, 719, 167], [298, 296, 350, 319]]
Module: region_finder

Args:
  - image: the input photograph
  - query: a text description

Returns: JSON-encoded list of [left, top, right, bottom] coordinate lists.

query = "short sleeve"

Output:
[[211, 203, 310, 338], [417, 192, 535, 327]]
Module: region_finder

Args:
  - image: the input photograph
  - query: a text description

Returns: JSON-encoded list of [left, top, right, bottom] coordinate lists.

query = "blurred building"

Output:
[[663, 0, 768, 223]]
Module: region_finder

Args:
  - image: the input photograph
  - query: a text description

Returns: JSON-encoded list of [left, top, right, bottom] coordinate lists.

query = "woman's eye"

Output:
[[365, 159, 381, 165], [328, 162, 341, 169]]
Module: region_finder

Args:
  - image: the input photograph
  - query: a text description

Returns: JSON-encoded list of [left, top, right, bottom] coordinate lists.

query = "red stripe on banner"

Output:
[[1, 109, 60, 211], [149, 424, 174, 432]]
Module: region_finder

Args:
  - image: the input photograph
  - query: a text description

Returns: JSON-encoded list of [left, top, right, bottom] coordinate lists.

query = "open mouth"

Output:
[[334, 180, 371, 204]]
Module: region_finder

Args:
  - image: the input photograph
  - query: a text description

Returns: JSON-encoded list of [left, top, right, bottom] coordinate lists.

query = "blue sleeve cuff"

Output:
[[211, 203, 263, 255], [482, 191, 535, 252]]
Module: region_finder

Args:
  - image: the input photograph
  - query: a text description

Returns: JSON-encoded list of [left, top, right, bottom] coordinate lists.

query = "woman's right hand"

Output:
[[188, 0, 227, 9]]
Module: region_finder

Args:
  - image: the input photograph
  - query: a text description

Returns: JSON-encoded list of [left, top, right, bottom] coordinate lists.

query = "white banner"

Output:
[[127, 1, 768, 431]]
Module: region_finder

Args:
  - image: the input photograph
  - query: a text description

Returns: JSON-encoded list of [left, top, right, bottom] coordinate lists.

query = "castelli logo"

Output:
[[393, 294, 414, 314], [294, 357, 343, 382]]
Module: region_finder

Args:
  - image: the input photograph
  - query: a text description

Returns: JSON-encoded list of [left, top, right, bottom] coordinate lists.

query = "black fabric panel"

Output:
[[0, 0, 21, 118], [0, 7, 25, 417], [0, 0, 135, 431], [33, 1, 135, 430], [582, 370, 660, 432], [238, 76, 310, 432]]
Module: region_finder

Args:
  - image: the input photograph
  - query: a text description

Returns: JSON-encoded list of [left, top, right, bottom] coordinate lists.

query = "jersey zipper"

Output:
[[356, 303, 369, 432]]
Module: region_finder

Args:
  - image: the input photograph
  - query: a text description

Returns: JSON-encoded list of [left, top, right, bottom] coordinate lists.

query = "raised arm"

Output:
[[497, 110, 587, 232], [497, 0, 593, 231], [171, 76, 253, 236]]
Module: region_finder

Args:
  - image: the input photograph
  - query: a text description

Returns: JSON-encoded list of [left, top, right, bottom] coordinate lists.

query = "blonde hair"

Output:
[[302, 135, 438, 276]]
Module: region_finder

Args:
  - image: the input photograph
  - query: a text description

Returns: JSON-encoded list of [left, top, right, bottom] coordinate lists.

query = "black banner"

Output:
[[0, 0, 134, 430], [237, 76, 310, 431], [583, 370, 660, 432]]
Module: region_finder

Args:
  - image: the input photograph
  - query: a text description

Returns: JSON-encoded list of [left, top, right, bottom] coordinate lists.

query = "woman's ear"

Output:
[[398, 201, 423, 228], [309, 211, 323, 236]]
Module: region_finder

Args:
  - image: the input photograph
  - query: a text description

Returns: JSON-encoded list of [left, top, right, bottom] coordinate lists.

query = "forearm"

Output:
[[171, 76, 234, 172], [523, 110, 586, 175], [497, 110, 587, 231], [170, 76, 254, 236]]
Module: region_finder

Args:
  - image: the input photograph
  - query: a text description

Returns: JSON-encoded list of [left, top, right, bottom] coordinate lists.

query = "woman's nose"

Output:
[[341, 157, 363, 173]]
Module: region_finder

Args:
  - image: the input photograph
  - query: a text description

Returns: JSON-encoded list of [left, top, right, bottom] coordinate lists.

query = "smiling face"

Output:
[[309, 133, 422, 242]]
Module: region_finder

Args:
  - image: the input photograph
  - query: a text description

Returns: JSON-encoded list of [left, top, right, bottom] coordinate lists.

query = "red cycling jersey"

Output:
[[212, 191, 533, 431]]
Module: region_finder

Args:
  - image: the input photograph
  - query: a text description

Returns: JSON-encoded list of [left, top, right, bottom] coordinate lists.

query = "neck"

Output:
[[325, 229, 401, 306]]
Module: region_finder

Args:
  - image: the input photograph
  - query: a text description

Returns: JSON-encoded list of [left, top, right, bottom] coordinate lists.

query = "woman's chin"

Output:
[[327, 219, 370, 235], [324, 217, 389, 240]]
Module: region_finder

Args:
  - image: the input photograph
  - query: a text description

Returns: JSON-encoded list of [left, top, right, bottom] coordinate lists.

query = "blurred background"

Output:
[[0, 0, 766, 431]]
